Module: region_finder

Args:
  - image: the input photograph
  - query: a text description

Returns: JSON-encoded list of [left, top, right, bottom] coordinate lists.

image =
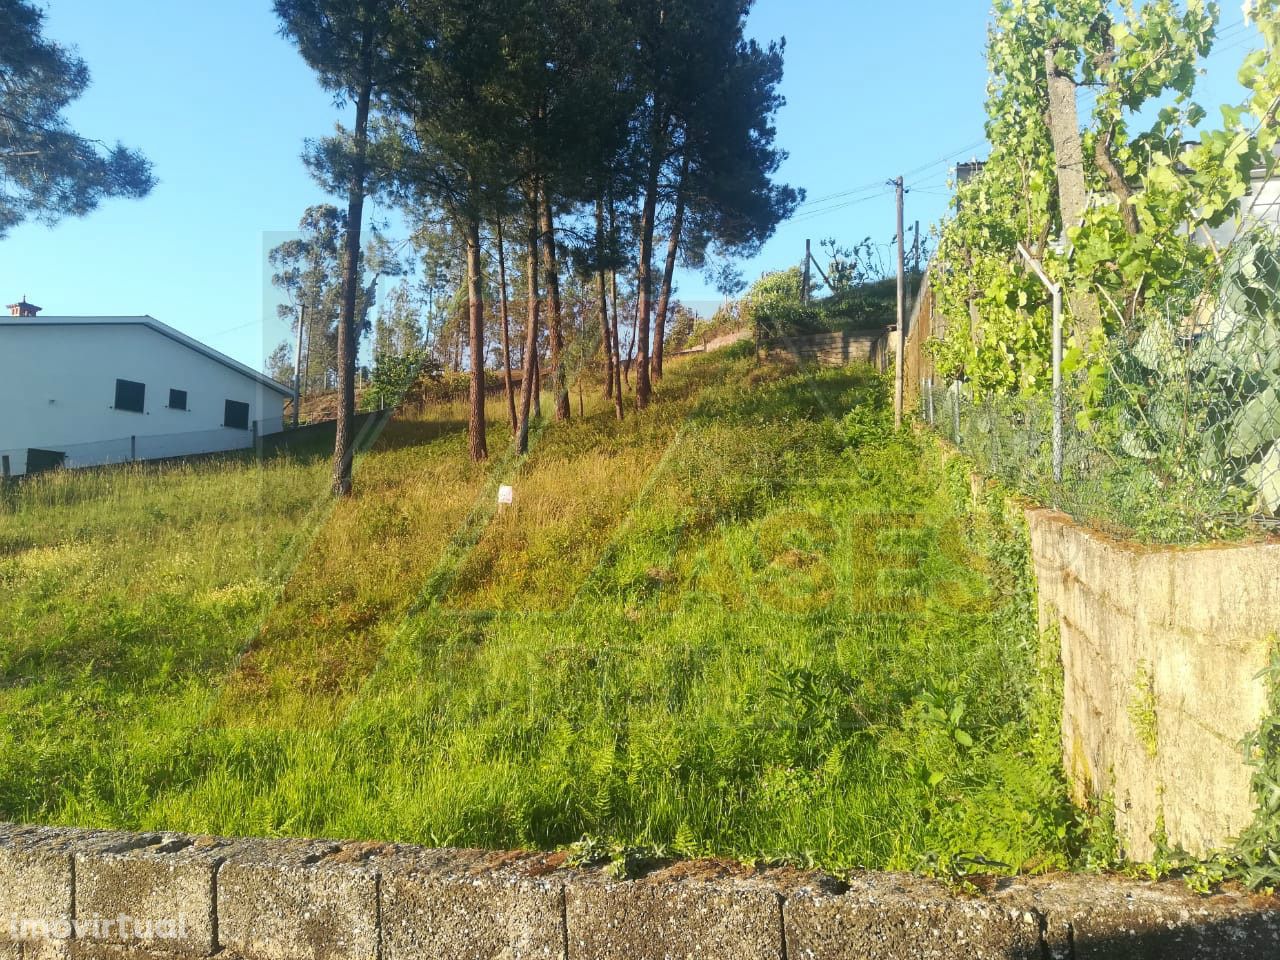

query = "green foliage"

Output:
[[1128, 662, 1159, 760], [0, 0, 154, 238], [270, 205, 398, 395], [1097, 229, 1280, 519], [818, 236, 895, 293], [743, 266, 897, 339], [687, 301, 745, 346], [932, 0, 1280, 393], [403, 366, 505, 405], [564, 836, 667, 880], [363, 348, 433, 411], [928, 1, 1280, 534], [1231, 644, 1280, 891], [820, 278, 909, 332]]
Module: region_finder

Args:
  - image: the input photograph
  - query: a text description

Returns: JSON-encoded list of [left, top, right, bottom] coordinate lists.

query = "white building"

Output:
[[1, 300, 292, 476], [1204, 148, 1280, 250]]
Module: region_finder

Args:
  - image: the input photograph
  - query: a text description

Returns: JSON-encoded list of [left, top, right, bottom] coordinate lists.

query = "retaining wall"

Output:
[[764, 329, 891, 370], [1, 823, 1278, 959], [1025, 508, 1280, 860]]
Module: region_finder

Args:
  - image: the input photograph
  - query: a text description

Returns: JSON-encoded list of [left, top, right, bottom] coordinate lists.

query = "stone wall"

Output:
[[2, 823, 1278, 959], [764, 329, 891, 370], [1025, 508, 1280, 860]]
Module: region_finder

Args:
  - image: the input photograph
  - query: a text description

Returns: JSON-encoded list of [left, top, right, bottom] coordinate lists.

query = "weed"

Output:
[[1128, 663, 1159, 760]]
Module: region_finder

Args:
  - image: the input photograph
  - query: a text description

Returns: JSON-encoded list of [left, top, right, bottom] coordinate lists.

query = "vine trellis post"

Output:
[[1017, 242, 1063, 485]]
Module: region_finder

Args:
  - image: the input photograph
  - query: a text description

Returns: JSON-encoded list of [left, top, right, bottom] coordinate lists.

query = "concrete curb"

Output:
[[1, 824, 1278, 959]]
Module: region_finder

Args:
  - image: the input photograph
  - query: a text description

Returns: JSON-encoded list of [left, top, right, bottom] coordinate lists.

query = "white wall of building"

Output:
[[0, 318, 288, 476], [1206, 174, 1280, 249]]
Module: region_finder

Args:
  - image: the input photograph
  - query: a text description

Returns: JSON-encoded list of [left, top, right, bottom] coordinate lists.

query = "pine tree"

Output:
[[275, 0, 407, 494], [0, 0, 154, 238]]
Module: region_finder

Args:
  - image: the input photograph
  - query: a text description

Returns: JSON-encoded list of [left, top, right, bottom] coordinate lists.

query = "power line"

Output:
[[789, 17, 1263, 229], [795, 137, 990, 212], [788, 188, 893, 225], [902, 139, 988, 180], [795, 181, 895, 209]]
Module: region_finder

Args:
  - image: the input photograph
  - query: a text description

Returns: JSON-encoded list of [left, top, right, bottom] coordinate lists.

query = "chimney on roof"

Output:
[[955, 160, 986, 185], [7, 296, 41, 317]]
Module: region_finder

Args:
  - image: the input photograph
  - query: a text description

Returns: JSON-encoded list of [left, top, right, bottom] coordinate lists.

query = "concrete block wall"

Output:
[[2, 823, 1279, 959], [764, 329, 891, 370], [1025, 509, 1280, 860]]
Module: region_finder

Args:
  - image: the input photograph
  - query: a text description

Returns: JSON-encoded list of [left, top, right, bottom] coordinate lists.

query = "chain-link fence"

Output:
[[916, 227, 1280, 544]]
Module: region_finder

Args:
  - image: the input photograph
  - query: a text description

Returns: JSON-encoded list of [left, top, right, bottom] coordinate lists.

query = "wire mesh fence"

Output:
[[1, 418, 286, 478], [917, 227, 1280, 544]]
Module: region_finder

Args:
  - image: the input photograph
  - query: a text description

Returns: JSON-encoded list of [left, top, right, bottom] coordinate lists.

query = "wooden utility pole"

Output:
[[802, 239, 811, 304], [893, 177, 906, 429], [292, 303, 305, 428]]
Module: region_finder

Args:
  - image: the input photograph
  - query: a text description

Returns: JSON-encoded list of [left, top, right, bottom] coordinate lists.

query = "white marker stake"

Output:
[[497, 484, 514, 506]]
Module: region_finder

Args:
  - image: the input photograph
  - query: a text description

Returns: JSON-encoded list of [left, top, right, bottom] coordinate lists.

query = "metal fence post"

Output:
[[1017, 243, 1063, 484], [952, 382, 961, 446], [130, 435, 136, 462], [893, 177, 906, 429], [1, 454, 9, 481]]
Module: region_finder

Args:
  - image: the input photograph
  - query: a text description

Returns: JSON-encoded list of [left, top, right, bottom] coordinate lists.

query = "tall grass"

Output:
[[0, 353, 1075, 874]]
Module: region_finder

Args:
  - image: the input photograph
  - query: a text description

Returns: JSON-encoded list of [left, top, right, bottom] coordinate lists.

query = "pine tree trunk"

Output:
[[540, 188, 570, 421], [332, 78, 371, 497], [625, 292, 639, 386], [533, 351, 542, 418], [635, 142, 660, 408], [302, 306, 312, 396], [601, 267, 615, 401], [517, 196, 540, 454], [465, 215, 488, 462], [653, 152, 688, 380], [610, 269, 624, 413], [595, 199, 615, 400], [496, 218, 517, 436]]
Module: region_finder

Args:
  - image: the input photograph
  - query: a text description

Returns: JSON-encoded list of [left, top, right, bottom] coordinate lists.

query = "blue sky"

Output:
[[3, 1, 1264, 371]]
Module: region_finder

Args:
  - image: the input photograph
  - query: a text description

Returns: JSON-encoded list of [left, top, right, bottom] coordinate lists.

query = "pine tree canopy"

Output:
[[0, 0, 155, 239]]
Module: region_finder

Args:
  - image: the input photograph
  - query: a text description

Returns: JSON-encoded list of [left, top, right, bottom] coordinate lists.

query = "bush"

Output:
[[742, 266, 901, 340], [362, 349, 435, 411]]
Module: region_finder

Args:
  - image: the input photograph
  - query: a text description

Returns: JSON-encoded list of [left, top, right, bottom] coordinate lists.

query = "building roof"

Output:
[[0, 315, 293, 396]]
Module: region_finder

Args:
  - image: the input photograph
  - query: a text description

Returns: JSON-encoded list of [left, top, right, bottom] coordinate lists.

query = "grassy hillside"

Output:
[[0, 349, 1078, 875]]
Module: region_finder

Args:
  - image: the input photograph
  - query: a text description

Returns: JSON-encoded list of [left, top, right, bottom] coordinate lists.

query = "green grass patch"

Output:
[[0, 354, 1077, 875]]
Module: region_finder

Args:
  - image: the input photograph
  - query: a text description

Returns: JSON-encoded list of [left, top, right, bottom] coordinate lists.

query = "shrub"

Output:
[[742, 266, 899, 340]]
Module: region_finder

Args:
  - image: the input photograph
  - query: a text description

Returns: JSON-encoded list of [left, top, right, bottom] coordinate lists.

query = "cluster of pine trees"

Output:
[[273, 0, 799, 494]]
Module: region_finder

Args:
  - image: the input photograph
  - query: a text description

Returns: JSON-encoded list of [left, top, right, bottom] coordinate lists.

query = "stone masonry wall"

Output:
[[1025, 508, 1280, 861], [764, 329, 891, 370], [2, 823, 1279, 959]]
